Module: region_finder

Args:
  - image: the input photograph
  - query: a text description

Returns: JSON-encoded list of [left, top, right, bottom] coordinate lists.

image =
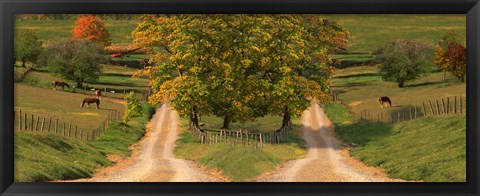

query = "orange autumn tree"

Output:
[[72, 15, 111, 46]]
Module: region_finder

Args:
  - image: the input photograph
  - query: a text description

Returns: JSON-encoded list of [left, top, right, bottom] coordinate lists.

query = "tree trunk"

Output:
[[191, 106, 199, 128], [221, 114, 230, 129], [398, 81, 404, 88], [282, 106, 291, 128], [76, 82, 83, 88], [21, 58, 26, 68]]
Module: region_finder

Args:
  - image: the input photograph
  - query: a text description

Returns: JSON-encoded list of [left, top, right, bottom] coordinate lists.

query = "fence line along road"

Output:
[[16, 109, 123, 142]]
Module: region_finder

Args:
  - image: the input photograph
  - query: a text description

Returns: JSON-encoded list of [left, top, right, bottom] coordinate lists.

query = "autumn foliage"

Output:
[[72, 15, 111, 46], [444, 43, 466, 82]]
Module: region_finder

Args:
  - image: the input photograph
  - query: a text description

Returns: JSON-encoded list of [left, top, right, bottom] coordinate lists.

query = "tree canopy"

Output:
[[132, 14, 349, 129], [72, 15, 112, 46], [40, 40, 105, 87], [14, 30, 44, 67], [374, 40, 434, 88]]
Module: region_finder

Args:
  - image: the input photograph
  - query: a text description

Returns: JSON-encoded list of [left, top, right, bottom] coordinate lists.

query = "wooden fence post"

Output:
[[55, 118, 59, 134], [460, 95, 463, 114], [429, 100, 434, 115], [422, 102, 427, 116], [409, 107, 412, 120], [455, 96, 457, 114], [397, 112, 400, 123], [48, 118, 52, 132], [80, 130, 83, 141], [75, 126, 78, 138], [24, 113, 27, 130], [18, 109, 22, 131], [435, 100, 440, 115], [35, 116, 40, 131], [68, 124, 72, 137], [414, 107, 417, 119], [447, 97, 450, 114], [442, 98, 446, 114], [41, 117, 45, 132], [30, 114, 34, 131]]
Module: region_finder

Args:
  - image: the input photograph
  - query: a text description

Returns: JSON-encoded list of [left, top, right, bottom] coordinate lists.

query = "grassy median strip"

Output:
[[174, 118, 307, 182]]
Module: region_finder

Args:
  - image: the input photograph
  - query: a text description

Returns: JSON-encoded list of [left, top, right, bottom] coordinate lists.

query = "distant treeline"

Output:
[[16, 14, 146, 20]]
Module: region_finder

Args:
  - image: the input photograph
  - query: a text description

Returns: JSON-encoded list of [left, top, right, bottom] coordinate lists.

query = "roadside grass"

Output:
[[14, 83, 125, 133], [14, 103, 156, 182], [15, 19, 139, 45], [324, 102, 466, 182], [174, 117, 307, 182], [331, 65, 466, 119], [92, 103, 155, 156]]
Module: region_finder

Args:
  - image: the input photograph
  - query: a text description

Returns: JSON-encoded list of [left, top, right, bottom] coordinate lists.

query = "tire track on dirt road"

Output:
[[64, 103, 224, 182], [257, 101, 401, 182]]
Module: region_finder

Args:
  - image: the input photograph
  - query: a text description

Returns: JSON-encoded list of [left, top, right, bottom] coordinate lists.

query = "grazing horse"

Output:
[[81, 98, 100, 109], [52, 81, 70, 90], [378, 96, 392, 108]]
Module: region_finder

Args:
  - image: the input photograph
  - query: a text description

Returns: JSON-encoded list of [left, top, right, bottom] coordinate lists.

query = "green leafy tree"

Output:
[[40, 40, 105, 87], [374, 40, 434, 88], [123, 91, 143, 124], [132, 14, 348, 129], [14, 30, 44, 67]]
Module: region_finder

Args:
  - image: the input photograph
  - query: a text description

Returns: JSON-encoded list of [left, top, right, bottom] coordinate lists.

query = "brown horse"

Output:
[[81, 98, 100, 109], [94, 89, 102, 100], [378, 96, 392, 108], [52, 81, 70, 90]]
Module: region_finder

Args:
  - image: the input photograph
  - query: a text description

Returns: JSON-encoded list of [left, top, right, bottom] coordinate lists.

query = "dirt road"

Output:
[[258, 102, 399, 182], [67, 103, 224, 182]]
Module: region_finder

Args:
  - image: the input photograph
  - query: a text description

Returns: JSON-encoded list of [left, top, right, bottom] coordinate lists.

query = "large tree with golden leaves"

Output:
[[132, 14, 349, 129]]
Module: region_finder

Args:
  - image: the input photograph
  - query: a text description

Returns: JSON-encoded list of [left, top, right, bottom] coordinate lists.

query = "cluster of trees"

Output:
[[132, 14, 350, 129], [434, 31, 466, 82], [16, 15, 111, 88], [374, 31, 466, 88]]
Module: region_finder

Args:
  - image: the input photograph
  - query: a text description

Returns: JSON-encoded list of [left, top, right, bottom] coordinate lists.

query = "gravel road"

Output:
[[65, 103, 224, 182], [257, 101, 399, 182]]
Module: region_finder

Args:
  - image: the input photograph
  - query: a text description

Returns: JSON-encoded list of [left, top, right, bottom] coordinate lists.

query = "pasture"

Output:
[[20, 63, 149, 99], [331, 65, 466, 119], [14, 83, 124, 133], [15, 19, 139, 45]]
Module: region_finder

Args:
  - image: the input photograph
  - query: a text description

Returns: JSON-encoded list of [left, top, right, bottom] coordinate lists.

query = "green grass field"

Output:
[[174, 117, 307, 182], [324, 103, 466, 182], [331, 65, 466, 119], [325, 14, 466, 53], [15, 103, 155, 182], [15, 19, 139, 45], [14, 83, 125, 133], [19, 63, 149, 100]]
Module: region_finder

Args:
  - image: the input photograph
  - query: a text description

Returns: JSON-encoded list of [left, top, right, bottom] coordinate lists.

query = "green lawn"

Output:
[[174, 117, 307, 182], [324, 103, 466, 182]]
